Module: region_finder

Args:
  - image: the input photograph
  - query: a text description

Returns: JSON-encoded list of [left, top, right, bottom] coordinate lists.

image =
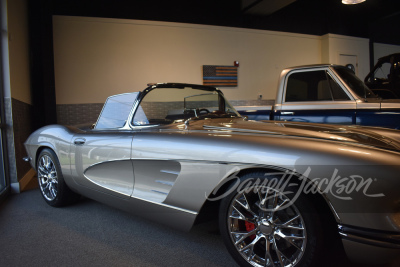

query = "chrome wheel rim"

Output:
[[37, 155, 58, 201], [228, 186, 307, 267]]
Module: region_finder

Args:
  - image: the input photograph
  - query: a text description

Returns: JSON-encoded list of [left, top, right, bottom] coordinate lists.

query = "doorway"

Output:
[[339, 54, 358, 76], [0, 120, 5, 195]]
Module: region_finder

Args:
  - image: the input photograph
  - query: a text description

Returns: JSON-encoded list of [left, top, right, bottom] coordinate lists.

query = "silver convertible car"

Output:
[[25, 83, 400, 267]]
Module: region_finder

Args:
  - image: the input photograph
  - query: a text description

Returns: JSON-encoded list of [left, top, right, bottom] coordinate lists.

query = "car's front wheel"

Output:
[[219, 172, 323, 267], [37, 148, 80, 207]]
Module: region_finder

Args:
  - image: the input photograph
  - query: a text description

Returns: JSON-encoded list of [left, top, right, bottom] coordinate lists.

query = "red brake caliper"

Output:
[[245, 221, 256, 240]]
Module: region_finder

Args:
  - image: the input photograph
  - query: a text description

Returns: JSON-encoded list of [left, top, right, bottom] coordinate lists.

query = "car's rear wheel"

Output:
[[37, 148, 79, 206], [219, 172, 323, 267]]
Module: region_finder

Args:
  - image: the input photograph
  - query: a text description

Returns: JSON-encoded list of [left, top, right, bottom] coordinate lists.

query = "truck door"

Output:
[[276, 69, 357, 124]]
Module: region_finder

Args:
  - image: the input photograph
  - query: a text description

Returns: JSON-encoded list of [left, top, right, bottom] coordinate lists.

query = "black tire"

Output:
[[219, 171, 323, 267], [36, 148, 80, 207]]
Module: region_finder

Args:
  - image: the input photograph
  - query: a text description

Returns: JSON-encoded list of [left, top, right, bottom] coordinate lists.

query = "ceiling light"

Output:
[[342, 0, 366, 4]]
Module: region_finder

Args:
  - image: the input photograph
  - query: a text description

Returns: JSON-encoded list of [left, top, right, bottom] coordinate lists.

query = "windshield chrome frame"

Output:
[[127, 83, 241, 130], [92, 83, 242, 131], [330, 66, 379, 102]]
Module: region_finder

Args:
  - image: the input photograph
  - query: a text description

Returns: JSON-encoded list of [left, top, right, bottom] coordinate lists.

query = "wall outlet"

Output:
[[258, 94, 262, 100]]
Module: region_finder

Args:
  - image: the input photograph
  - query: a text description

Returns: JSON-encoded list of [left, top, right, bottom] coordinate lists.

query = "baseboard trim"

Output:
[[19, 168, 37, 192]]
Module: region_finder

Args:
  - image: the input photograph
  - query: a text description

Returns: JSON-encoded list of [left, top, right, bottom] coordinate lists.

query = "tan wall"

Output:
[[7, 0, 31, 104], [53, 16, 322, 104], [53, 16, 377, 105], [321, 34, 370, 79]]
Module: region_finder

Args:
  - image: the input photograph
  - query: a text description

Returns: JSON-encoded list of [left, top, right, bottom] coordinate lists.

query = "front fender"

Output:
[[24, 124, 75, 177]]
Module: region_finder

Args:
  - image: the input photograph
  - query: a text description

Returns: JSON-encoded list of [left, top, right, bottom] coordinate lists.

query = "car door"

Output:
[[70, 131, 134, 199], [277, 68, 357, 124], [69, 92, 140, 199], [127, 86, 240, 213]]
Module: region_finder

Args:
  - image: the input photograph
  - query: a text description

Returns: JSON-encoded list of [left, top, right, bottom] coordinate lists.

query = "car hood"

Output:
[[186, 118, 400, 152]]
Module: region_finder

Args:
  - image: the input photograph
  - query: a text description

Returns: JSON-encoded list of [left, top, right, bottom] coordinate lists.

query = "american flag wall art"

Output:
[[203, 65, 238, 87]]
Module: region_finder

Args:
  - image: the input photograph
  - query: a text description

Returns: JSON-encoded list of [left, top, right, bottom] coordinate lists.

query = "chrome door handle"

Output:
[[74, 138, 86, 145], [281, 112, 294, 115]]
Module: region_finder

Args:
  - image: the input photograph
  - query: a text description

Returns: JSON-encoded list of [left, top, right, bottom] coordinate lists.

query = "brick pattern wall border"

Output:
[[57, 103, 104, 126], [56, 99, 275, 126]]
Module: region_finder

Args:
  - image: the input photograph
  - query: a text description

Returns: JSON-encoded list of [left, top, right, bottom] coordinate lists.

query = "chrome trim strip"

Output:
[[280, 102, 356, 110], [234, 105, 272, 111], [375, 112, 400, 115], [83, 162, 196, 215], [84, 158, 132, 170], [82, 173, 131, 197], [151, 189, 168, 195], [131, 195, 198, 215], [155, 180, 174, 186], [381, 104, 400, 109], [82, 159, 134, 197], [160, 170, 180, 175], [356, 102, 381, 110], [203, 125, 282, 135], [124, 98, 141, 130], [131, 158, 289, 172]]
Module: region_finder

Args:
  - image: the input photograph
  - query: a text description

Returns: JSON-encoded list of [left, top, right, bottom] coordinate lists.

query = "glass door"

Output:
[[0, 115, 6, 196], [0, 1, 7, 198]]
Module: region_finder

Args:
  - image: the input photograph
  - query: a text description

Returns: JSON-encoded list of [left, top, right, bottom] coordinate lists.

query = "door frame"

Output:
[[0, 0, 10, 200]]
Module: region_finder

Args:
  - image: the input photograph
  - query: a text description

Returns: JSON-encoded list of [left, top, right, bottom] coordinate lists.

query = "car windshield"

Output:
[[333, 66, 378, 99], [372, 62, 391, 80], [132, 86, 240, 126], [96, 92, 139, 129]]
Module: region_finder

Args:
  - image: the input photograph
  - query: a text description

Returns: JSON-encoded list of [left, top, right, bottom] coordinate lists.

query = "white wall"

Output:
[[53, 16, 322, 104], [373, 43, 400, 63]]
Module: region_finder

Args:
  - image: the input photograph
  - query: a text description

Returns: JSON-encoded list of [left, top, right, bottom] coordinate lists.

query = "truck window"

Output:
[[285, 70, 332, 102], [334, 66, 377, 99], [285, 70, 350, 102], [327, 73, 351, 101]]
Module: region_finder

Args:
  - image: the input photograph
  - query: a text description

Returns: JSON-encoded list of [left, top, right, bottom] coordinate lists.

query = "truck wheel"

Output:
[[37, 148, 80, 207], [219, 172, 323, 267]]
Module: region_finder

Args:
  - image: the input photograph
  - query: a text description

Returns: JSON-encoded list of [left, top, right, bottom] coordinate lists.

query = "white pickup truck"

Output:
[[236, 64, 400, 129]]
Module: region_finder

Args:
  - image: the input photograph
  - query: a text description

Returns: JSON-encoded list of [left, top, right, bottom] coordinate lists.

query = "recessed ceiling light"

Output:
[[342, 0, 366, 4]]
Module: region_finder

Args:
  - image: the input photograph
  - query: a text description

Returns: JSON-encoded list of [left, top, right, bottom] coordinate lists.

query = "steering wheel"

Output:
[[198, 108, 210, 115]]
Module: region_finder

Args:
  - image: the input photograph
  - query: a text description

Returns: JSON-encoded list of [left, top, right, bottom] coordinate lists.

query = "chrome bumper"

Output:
[[23, 156, 32, 162]]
